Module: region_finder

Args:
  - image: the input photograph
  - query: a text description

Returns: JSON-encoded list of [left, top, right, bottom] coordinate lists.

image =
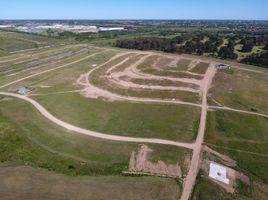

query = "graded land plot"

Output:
[[0, 96, 192, 177], [120, 76, 200, 90], [0, 46, 102, 89], [0, 49, 201, 142], [88, 53, 202, 103], [1, 50, 118, 93], [0, 166, 181, 200], [0, 31, 65, 54], [174, 58, 192, 71], [190, 62, 210, 75], [0, 45, 91, 78], [209, 67, 268, 114], [33, 93, 200, 142], [138, 57, 204, 80], [204, 110, 268, 185]]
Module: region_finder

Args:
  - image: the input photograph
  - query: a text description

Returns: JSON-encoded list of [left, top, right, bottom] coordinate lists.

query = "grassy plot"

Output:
[[0, 31, 64, 53], [191, 171, 235, 200], [209, 68, 268, 114], [0, 47, 103, 90], [0, 96, 191, 175], [33, 93, 200, 142], [175, 59, 192, 71], [190, 62, 209, 74], [190, 170, 263, 200], [121, 76, 200, 90], [0, 46, 91, 77], [205, 110, 268, 183], [0, 166, 181, 200]]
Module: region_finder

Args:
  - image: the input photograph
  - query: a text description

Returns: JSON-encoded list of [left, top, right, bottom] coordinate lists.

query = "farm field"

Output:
[[0, 30, 268, 200]]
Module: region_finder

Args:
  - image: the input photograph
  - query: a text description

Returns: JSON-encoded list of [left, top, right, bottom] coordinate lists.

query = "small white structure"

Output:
[[216, 64, 230, 69], [17, 87, 31, 95], [209, 162, 230, 185]]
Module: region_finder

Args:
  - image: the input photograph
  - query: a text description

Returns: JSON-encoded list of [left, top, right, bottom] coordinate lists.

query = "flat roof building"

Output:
[[209, 162, 230, 185]]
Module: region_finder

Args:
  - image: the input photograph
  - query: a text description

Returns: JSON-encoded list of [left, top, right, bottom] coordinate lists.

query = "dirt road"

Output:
[[180, 63, 217, 200], [0, 92, 195, 150], [209, 106, 268, 118], [0, 49, 109, 89]]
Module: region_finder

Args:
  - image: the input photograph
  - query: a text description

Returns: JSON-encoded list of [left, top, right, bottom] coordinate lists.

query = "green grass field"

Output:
[[0, 166, 181, 200], [0, 96, 192, 174], [32, 93, 200, 142], [0, 31, 67, 54], [209, 68, 268, 114], [205, 110, 268, 184]]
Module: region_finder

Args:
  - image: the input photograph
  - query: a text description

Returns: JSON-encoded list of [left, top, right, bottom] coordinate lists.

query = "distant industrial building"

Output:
[[99, 27, 125, 31]]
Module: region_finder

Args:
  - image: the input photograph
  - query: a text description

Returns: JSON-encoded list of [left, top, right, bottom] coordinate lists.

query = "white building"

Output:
[[209, 162, 230, 185]]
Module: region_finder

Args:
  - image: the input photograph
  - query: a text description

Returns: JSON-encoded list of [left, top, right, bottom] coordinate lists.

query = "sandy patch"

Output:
[[128, 145, 182, 178]]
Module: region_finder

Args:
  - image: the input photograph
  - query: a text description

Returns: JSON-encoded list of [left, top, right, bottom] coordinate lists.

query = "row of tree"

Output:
[[115, 37, 178, 53], [241, 51, 268, 68]]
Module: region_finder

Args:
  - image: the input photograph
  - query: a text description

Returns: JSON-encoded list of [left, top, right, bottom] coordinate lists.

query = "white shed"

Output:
[[209, 162, 230, 185]]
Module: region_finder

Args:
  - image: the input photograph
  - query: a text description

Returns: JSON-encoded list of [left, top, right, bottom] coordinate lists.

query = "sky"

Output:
[[1, 0, 268, 20]]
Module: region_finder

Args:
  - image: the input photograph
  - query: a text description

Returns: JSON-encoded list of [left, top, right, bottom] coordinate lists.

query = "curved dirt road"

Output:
[[0, 92, 194, 150]]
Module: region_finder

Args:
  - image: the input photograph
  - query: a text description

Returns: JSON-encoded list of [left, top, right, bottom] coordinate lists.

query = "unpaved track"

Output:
[[81, 53, 202, 107], [180, 63, 217, 200], [0, 92, 194, 149], [209, 106, 268, 118], [0, 44, 79, 64], [0, 49, 109, 89]]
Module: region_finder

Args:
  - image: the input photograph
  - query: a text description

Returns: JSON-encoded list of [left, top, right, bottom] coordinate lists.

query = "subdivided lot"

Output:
[[32, 92, 200, 142], [175, 59, 192, 71], [0, 31, 64, 53], [209, 67, 268, 114], [0, 45, 91, 78], [91, 77, 201, 103], [0, 166, 181, 200], [205, 110, 268, 184], [0, 48, 111, 91], [120, 76, 200, 90], [141, 67, 203, 80], [190, 62, 210, 74], [0, 96, 191, 176]]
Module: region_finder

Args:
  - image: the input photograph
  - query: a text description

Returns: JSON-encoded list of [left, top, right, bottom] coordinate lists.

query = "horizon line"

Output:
[[1, 18, 268, 21]]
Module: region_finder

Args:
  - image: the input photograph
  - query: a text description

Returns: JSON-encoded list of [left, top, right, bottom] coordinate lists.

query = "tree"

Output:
[[241, 52, 268, 68], [218, 46, 238, 59], [264, 43, 268, 50], [241, 38, 255, 52]]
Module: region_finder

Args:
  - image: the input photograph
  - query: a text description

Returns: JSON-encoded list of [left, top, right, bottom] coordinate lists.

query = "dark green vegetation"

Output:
[[116, 37, 179, 53], [205, 110, 268, 184], [241, 51, 268, 68], [0, 166, 181, 200]]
